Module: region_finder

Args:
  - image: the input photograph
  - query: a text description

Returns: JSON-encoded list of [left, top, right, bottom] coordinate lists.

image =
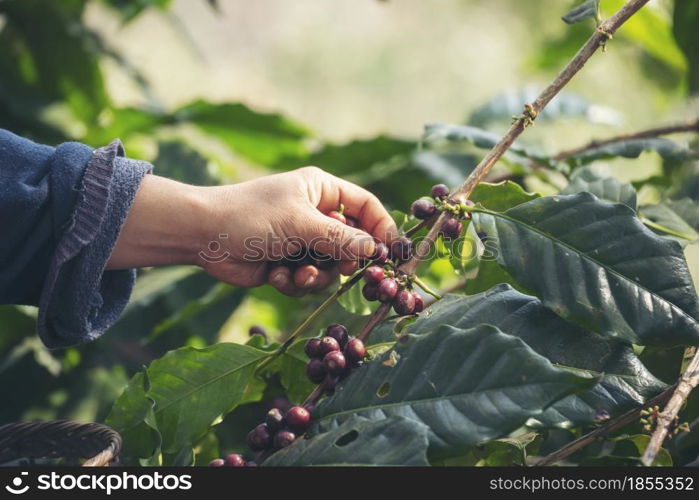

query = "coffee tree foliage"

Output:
[[1, 0, 698, 466]]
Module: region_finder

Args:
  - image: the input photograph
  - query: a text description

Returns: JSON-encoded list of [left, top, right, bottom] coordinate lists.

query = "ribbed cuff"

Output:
[[38, 140, 152, 349]]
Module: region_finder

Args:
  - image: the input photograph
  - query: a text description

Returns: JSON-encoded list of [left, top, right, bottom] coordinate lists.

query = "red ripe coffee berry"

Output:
[[377, 278, 399, 303], [224, 454, 246, 467], [273, 430, 296, 449], [285, 406, 311, 434], [391, 237, 413, 262], [319, 336, 340, 355], [362, 283, 379, 301], [370, 241, 389, 264], [323, 351, 347, 376], [306, 358, 326, 384], [440, 218, 463, 240], [247, 423, 272, 451], [304, 337, 323, 358], [327, 210, 347, 225], [363, 265, 384, 284], [265, 408, 285, 432], [431, 184, 450, 200], [413, 292, 425, 313], [344, 338, 366, 364], [411, 199, 436, 219], [393, 289, 416, 315], [209, 458, 225, 467], [325, 324, 349, 348]]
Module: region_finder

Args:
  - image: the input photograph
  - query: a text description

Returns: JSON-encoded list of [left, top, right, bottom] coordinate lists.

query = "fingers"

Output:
[[268, 263, 339, 296], [306, 168, 397, 243], [302, 213, 376, 261]]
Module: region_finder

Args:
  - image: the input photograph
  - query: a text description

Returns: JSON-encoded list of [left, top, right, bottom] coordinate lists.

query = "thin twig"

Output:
[[553, 118, 699, 161], [641, 348, 699, 466], [534, 384, 675, 466]]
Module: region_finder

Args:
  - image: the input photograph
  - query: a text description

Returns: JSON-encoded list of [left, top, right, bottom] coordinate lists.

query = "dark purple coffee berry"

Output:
[[362, 283, 379, 301], [265, 408, 285, 432], [413, 292, 424, 313], [319, 336, 341, 355], [344, 338, 366, 364], [285, 406, 311, 433], [248, 325, 267, 341], [370, 241, 389, 264], [390, 237, 413, 262], [431, 184, 450, 200], [247, 423, 272, 451], [304, 337, 323, 359], [462, 199, 475, 220], [377, 278, 399, 303], [273, 430, 296, 449], [393, 289, 416, 315], [323, 351, 347, 376], [224, 454, 246, 467], [440, 218, 463, 240], [363, 265, 384, 284], [411, 199, 436, 219], [264, 396, 291, 413], [209, 458, 225, 467], [306, 358, 326, 384], [325, 324, 349, 348], [323, 376, 339, 395]]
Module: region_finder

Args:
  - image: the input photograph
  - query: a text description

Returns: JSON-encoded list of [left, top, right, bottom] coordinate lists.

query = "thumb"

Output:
[[300, 211, 376, 261]]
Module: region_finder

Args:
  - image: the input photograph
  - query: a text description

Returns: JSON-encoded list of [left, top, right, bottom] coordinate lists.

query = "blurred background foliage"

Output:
[[0, 0, 697, 463]]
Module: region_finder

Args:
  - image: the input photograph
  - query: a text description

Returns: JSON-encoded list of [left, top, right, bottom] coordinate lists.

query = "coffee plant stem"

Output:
[[256, 267, 367, 373], [405, 217, 433, 237], [553, 118, 699, 161], [641, 348, 699, 466], [398, 0, 651, 279], [356, 302, 392, 343], [534, 383, 676, 466], [412, 276, 442, 300]]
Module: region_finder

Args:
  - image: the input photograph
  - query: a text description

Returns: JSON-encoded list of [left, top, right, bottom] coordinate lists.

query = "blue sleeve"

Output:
[[0, 129, 152, 348]]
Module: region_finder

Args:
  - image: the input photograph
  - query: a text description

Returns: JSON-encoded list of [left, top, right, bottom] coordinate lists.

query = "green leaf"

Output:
[[409, 286, 666, 427], [105, 372, 161, 461], [581, 434, 672, 466], [562, 0, 600, 25], [448, 433, 540, 466], [470, 181, 541, 212], [564, 138, 693, 169], [268, 340, 318, 404], [674, 0, 699, 92], [264, 416, 430, 466], [472, 193, 699, 347], [174, 99, 309, 166], [561, 166, 637, 209], [640, 201, 699, 244], [107, 343, 269, 461], [313, 324, 596, 458], [337, 276, 374, 316]]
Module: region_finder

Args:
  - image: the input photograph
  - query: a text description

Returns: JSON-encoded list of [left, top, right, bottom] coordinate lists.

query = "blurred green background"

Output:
[[0, 0, 697, 451]]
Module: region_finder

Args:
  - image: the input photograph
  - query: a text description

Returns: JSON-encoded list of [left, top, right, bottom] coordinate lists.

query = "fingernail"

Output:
[[271, 273, 286, 287], [303, 275, 316, 288]]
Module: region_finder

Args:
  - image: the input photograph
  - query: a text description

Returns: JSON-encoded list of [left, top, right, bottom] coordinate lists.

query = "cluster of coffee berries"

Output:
[[361, 266, 424, 316], [305, 324, 366, 394], [639, 406, 690, 436], [410, 184, 475, 241], [244, 404, 312, 456], [209, 454, 257, 467]]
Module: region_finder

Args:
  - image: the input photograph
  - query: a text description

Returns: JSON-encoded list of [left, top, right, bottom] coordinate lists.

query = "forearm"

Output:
[[106, 175, 211, 269]]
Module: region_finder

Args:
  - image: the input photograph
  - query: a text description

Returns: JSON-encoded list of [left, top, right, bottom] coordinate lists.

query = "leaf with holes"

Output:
[[409, 286, 666, 427], [263, 416, 430, 466], [313, 323, 596, 458], [471, 193, 699, 347], [561, 166, 637, 210]]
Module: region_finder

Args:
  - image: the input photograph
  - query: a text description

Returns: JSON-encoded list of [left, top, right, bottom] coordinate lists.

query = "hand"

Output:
[[108, 167, 397, 297]]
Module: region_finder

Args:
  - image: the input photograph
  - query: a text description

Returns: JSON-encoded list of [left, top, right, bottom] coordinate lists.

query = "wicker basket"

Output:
[[0, 420, 122, 467]]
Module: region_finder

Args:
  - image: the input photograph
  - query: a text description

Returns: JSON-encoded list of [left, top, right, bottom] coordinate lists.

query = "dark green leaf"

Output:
[[580, 434, 672, 466], [640, 201, 699, 244], [561, 166, 638, 209], [562, 0, 599, 25], [470, 181, 541, 212], [314, 324, 596, 458], [674, 0, 699, 92], [264, 416, 430, 466], [409, 286, 666, 427], [472, 193, 699, 346], [564, 138, 693, 169]]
